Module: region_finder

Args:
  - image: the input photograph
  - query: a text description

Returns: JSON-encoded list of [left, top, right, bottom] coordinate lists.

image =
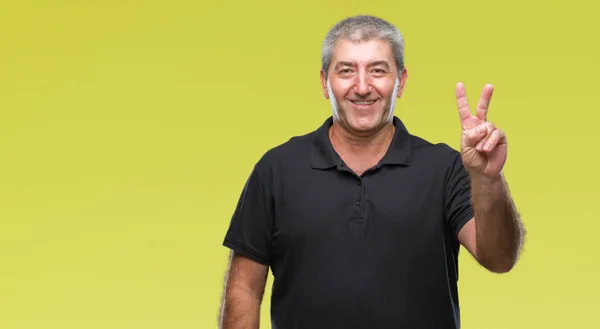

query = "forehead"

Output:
[[331, 39, 395, 67]]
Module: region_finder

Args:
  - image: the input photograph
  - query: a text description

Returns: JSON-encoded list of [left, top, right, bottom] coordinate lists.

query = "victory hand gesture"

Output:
[[456, 82, 507, 179]]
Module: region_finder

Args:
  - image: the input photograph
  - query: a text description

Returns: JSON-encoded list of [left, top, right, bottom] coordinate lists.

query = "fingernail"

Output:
[[477, 126, 485, 134], [476, 142, 483, 151], [484, 144, 491, 151]]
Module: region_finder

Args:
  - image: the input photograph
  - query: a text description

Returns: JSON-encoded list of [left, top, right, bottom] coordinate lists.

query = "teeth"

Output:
[[353, 101, 376, 105]]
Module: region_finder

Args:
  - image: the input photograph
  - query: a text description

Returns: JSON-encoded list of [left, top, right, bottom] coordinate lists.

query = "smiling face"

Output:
[[321, 38, 407, 135]]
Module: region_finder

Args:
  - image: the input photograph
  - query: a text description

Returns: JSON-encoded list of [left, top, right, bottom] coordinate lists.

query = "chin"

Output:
[[345, 112, 387, 132]]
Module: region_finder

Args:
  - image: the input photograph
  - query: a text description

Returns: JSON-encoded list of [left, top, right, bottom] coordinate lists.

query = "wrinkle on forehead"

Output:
[[331, 39, 395, 69]]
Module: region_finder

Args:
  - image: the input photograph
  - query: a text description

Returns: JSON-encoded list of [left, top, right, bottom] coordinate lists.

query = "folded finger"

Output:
[[482, 129, 504, 152], [464, 122, 496, 147], [463, 123, 490, 147]]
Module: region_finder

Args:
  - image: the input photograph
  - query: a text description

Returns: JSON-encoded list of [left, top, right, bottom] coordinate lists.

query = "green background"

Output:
[[1, 0, 598, 328]]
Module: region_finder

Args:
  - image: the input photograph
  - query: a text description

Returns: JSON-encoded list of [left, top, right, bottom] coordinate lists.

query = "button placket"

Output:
[[350, 176, 366, 222], [356, 178, 364, 207]]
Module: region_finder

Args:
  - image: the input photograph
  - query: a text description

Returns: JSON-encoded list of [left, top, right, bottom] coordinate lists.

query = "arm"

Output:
[[454, 82, 525, 273], [219, 162, 274, 327], [458, 173, 525, 273], [219, 251, 269, 329]]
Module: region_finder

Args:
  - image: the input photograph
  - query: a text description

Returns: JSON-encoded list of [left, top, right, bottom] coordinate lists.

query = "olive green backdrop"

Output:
[[1, 0, 598, 328]]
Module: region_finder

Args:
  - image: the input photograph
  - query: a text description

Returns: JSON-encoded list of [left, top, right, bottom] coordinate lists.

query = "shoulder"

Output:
[[262, 131, 315, 162], [259, 130, 315, 165], [251, 128, 318, 180], [406, 134, 468, 192], [409, 134, 461, 163]]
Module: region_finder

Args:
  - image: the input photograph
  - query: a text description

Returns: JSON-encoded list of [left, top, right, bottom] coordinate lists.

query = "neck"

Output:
[[329, 120, 395, 156]]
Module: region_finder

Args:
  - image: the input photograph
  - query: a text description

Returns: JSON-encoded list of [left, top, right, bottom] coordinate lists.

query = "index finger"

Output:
[[455, 82, 472, 126]]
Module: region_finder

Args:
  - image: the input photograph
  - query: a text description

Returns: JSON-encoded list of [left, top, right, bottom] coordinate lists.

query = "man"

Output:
[[218, 15, 525, 329]]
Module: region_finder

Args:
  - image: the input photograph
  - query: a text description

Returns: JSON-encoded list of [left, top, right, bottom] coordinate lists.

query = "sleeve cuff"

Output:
[[454, 211, 474, 240], [222, 238, 270, 266]]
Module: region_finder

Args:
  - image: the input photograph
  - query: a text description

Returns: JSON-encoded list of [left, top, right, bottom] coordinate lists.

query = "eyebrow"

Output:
[[333, 60, 392, 70], [334, 61, 355, 70], [369, 61, 392, 70]]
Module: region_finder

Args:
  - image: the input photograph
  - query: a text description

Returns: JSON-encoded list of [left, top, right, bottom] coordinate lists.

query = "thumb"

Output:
[[462, 123, 488, 148]]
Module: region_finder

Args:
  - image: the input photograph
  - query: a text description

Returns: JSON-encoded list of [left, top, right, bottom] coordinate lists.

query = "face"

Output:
[[320, 39, 408, 134]]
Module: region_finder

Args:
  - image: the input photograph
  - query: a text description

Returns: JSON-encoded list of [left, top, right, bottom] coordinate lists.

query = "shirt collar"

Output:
[[310, 116, 412, 169]]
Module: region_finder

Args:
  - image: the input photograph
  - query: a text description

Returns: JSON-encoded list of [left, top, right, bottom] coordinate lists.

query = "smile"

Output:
[[350, 100, 377, 105]]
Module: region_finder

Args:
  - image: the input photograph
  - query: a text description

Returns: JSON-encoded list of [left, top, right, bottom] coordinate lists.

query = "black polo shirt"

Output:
[[223, 116, 473, 329]]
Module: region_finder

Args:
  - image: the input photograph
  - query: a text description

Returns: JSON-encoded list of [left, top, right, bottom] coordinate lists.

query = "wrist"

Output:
[[469, 171, 505, 187]]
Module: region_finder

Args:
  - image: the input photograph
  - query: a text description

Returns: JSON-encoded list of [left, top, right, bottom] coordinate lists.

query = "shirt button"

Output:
[[357, 181, 362, 185], [356, 201, 361, 206]]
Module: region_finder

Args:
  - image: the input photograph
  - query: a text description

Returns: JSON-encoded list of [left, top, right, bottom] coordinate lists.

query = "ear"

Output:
[[397, 67, 408, 98], [320, 69, 329, 99]]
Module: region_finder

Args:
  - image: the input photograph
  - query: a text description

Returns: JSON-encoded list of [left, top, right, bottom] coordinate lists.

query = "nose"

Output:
[[353, 71, 373, 96]]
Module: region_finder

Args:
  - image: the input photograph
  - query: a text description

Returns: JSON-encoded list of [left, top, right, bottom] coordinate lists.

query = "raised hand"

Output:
[[456, 82, 507, 179]]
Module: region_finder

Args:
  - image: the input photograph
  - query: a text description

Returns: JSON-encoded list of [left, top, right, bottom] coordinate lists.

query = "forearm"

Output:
[[471, 173, 524, 272], [219, 284, 262, 329]]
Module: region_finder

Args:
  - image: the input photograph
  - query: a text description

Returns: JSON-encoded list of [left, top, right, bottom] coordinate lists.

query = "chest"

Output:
[[271, 166, 448, 253]]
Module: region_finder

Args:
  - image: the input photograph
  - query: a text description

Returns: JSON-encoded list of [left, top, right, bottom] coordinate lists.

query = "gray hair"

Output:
[[321, 15, 405, 78]]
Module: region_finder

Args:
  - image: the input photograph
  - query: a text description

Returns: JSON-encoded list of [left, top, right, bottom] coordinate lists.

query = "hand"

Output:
[[455, 82, 507, 179]]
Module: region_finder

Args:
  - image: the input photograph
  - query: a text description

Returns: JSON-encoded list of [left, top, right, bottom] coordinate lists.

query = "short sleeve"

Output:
[[445, 151, 474, 240], [222, 167, 273, 266]]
